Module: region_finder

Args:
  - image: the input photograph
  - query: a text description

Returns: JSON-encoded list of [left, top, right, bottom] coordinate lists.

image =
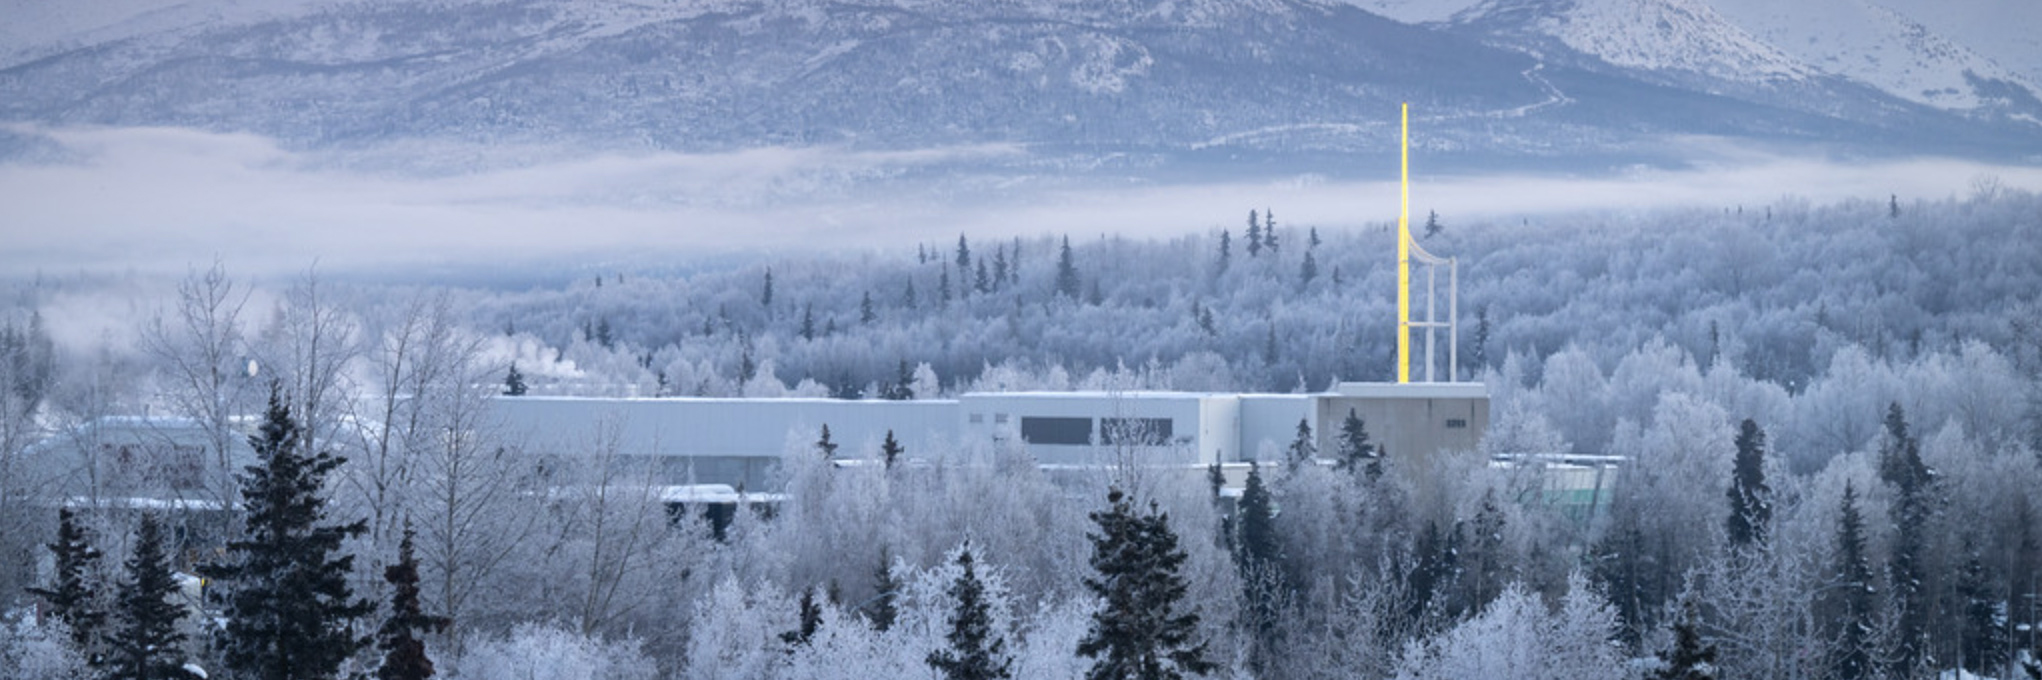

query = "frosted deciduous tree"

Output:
[[382, 317, 536, 639], [139, 260, 251, 508], [0, 310, 56, 607], [259, 268, 360, 464], [449, 623, 656, 680], [0, 615, 90, 679], [684, 580, 796, 680], [544, 415, 694, 640], [1392, 575, 1625, 680]]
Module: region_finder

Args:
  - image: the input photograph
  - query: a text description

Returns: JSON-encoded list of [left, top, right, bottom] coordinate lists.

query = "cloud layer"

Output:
[[4, 124, 2039, 277]]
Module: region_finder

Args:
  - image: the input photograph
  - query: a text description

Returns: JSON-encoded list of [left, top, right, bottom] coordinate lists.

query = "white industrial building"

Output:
[[485, 383, 1491, 491]]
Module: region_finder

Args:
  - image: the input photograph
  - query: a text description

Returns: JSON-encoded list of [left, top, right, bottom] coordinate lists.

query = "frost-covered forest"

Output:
[[4, 186, 2042, 679]]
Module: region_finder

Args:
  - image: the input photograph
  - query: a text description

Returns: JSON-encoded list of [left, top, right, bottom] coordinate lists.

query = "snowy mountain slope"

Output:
[[1506, 0, 1813, 83], [0, 0, 2036, 170], [0, 0, 1551, 154], [1709, 0, 2040, 112], [1877, 0, 2042, 88], [1436, 0, 2042, 119]]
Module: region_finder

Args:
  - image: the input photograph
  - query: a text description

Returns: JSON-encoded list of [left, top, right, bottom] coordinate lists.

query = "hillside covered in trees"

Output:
[[3, 185, 2041, 678]]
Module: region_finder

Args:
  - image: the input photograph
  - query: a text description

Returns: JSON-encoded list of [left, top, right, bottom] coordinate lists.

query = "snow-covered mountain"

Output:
[[0, 0, 2036, 173], [1709, 0, 2040, 113], [1373, 0, 2042, 119]]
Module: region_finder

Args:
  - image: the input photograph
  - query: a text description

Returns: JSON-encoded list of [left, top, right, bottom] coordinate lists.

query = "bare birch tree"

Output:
[[257, 266, 359, 460], [139, 260, 252, 508]]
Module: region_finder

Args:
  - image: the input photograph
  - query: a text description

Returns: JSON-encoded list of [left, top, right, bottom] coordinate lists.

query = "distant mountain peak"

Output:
[[1455, 0, 1814, 84]]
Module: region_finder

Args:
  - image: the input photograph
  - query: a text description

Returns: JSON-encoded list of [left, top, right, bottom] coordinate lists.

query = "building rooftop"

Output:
[[1333, 382, 1489, 399]]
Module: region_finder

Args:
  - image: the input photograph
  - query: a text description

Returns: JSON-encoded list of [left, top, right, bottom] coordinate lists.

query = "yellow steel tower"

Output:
[[1395, 104, 1459, 384], [1397, 103, 1410, 384]]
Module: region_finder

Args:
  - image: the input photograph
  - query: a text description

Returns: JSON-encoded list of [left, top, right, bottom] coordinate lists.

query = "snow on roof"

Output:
[[502, 395, 961, 406], [62, 496, 234, 511], [1334, 382, 1489, 399], [959, 390, 1288, 400]]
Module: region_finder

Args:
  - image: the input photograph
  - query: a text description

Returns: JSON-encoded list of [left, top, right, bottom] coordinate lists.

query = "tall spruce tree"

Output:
[[1956, 540, 2006, 674], [1299, 250, 1317, 288], [926, 544, 1013, 680], [1471, 305, 1490, 371], [881, 360, 915, 401], [1464, 489, 1508, 613], [203, 384, 372, 680], [1404, 520, 1458, 629], [816, 424, 839, 460], [1077, 488, 1216, 680], [881, 430, 905, 470], [500, 362, 527, 396], [1009, 237, 1023, 285], [109, 513, 197, 680], [781, 588, 823, 647], [860, 291, 877, 324], [991, 246, 1008, 292], [1246, 211, 1263, 258], [27, 507, 106, 659], [1216, 230, 1231, 273], [1285, 418, 1315, 471], [1878, 403, 1934, 676], [1261, 209, 1278, 254], [1828, 482, 1875, 680], [1655, 601, 1718, 680], [956, 234, 972, 276], [377, 525, 448, 680], [1333, 409, 1378, 479], [1233, 465, 1283, 670], [864, 550, 900, 632], [1725, 419, 1771, 548], [1056, 236, 1082, 299], [1234, 465, 1280, 575]]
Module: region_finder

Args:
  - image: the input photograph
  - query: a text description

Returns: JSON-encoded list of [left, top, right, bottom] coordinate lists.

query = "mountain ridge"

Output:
[[1, 0, 2037, 174]]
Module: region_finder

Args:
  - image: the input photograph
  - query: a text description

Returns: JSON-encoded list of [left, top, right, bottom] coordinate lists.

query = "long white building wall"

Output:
[[482, 384, 1487, 489], [956, 392, 1239, 465], [1238, 395, 1315, 463], [487, 397, 959, 489]]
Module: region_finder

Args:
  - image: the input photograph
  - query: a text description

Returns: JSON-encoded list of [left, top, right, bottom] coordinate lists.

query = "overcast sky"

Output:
[[4, 124, 2040, 278]]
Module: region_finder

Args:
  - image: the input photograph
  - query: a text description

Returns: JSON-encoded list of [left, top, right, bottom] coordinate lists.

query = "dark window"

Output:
[[1445, 418, 1468, 429], [1020, 417, 1093, 445], [1100, 418, 1174, 445]]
